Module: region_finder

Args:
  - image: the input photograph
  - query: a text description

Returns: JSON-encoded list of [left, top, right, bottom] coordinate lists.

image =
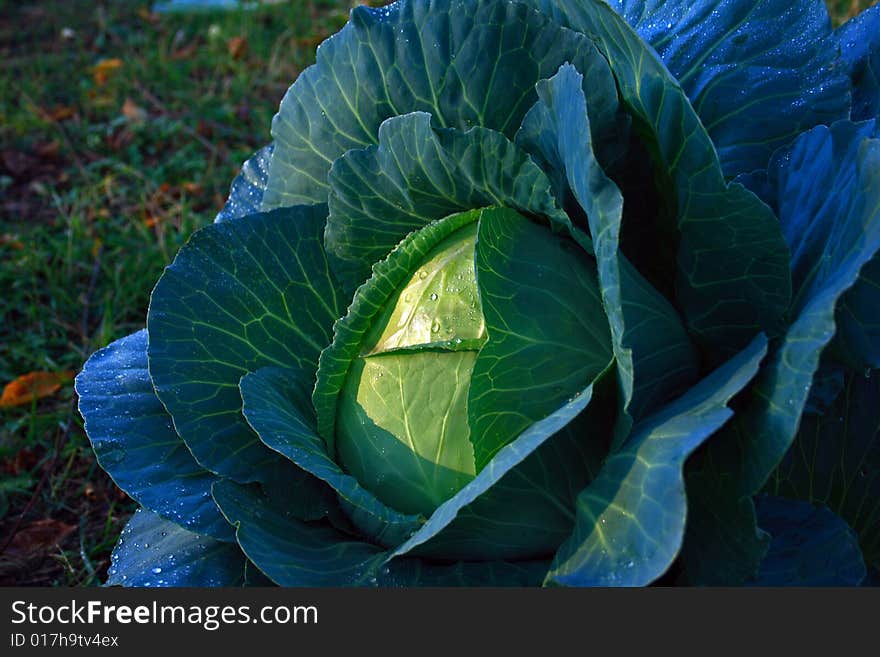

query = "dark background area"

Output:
[[0, 0, 875, 586]]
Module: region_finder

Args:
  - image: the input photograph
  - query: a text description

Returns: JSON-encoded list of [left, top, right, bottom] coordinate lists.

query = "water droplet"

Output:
[[418, 270, 428, 280], [151, 567, 162, 574], [429, 293, 438, 301], [431, 320, 440, 333]]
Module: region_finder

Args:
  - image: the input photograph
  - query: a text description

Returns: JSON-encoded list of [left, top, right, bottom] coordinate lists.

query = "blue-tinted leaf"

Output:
[[803, 359, 845, 415], [213, 480, 546, 587], [546, 335, 767, 587], [386, 383, 595, 562], [770, 372, 880, 572], [215, 144, 273, 223], [263, 0, 619, 209], [469, 208, 612, 468], [326, 111, 586, 291], [213, 480, 387, 586], [76, 330, 232, 541], [520, 0, 791, 358], [837, 6, 880, 124], [147, 206, 342, 484], [682, 121, 880, 584], [107, 508, 247, 587], [679, 481, 770, 585], [751, 496, 866, 586], [835, 256, 880, 369], [602, 0, 849, 176], [240, 366, 423, 547], [517, 63, 698, 439], [732, 122, 880, 495]]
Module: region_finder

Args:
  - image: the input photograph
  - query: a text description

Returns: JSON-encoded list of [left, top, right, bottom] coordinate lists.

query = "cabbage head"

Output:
[[76, 0, 880, 587]]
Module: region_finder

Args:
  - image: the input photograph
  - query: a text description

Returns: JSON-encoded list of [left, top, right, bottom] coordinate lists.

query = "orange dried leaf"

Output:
[[121, 97, 147, 122], [171, 43, 199, 60], [0, 371, 75, 408], [46, 105, 76, 122], [227, 36, 248, 60], [91, 58, 124, 86]]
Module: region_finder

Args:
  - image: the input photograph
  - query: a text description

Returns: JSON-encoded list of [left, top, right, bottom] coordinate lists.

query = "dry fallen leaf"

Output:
[[91, 58, 124, 86], [0, 371, 75, 408], [45, 105, 76, 122], [227, 35, 248, 60], [171, 43, 199, 60], [121, 97, 147, 123]]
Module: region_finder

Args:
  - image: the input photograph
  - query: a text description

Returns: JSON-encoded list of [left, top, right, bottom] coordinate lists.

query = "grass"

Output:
[[0, 0, 876, 586]]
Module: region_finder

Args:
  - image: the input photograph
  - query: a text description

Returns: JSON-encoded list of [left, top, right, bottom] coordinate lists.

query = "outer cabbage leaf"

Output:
[[731, 122, 880, 496], [216, 144, 273, 223], [326, 111, 585, 291], [106, 508, 248, 587], [147, 205, 343, 485], [517, 63, 698, 440], [769, 372, 880, 573], [546, 335, 767, 587], [240, 365, 424, 548], [835, 256, 880, 369], [750, 496, 866, 586], [832, 124, 880, 371], [837, 6, 880, 125], [518, 0, 791, 358], [601, 0, 849, 177], [262, 0, 620, 209], [76, 330, 233, 541], [683, 121, 880, 584], [213, 480, 547, 586]]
